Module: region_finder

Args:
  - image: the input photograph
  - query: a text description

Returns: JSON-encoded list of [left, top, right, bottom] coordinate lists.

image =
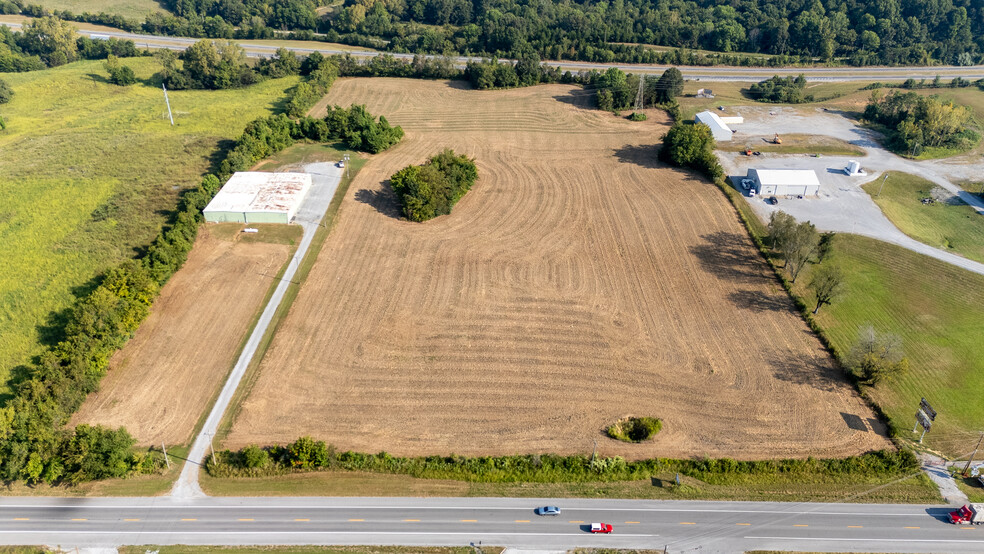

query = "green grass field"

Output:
[[786, 234, 984, 458], [679, 81, 867, 121], [0, 57, 300, 399], [862, 172, 984, 264], [27, 0, 168, 20], [200, 468, 939, 503]]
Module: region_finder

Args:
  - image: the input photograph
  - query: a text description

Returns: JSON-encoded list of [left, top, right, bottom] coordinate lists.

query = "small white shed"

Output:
[[748, 168, 820, 196], [694, 111, 734, 142]]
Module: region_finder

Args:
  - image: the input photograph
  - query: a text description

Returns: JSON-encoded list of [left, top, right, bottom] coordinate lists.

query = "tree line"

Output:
[[390, 150, 478, 222], [748, 75, 813, 104], [0, 15, 141, 71], [5, 0, 984, 67]]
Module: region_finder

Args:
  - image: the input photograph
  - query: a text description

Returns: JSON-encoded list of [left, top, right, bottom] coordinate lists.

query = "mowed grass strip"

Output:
[[789, 234, 984, 455], [862, 172, 984, 264], [0, 57, 299, 397], [23, 0, 169, 20]]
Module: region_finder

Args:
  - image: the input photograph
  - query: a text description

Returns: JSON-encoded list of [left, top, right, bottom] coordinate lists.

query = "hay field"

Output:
[[226, 78, 890, 460], [73, 226, 291, 445]]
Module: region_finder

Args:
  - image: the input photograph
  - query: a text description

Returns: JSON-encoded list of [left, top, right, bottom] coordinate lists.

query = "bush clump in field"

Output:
[[660, 122, 724, 181], [389, 149, 479, 222], [606, 416, 662, 442], [104, 55, 136, 86], [628, 112, 647, 121], [0, 78, 12, 103], [748, 74, 813, 103]]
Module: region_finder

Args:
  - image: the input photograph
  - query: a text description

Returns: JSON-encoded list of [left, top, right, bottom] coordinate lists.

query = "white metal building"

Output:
[[694, 111, 734, 141], [747, 168, 820, 196], [203, 172, 313, 224]]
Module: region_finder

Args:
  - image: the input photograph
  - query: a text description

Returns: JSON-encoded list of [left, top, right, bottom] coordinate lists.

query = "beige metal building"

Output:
[[203, 172, 313, 224]]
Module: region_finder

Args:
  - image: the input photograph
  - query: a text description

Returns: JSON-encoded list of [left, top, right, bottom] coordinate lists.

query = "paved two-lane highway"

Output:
[[1, 497, 979, 552]]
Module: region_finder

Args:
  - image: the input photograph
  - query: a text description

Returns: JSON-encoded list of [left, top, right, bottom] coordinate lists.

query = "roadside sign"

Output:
[[916, 410, 933, 431], [920, 398, 937, 421]]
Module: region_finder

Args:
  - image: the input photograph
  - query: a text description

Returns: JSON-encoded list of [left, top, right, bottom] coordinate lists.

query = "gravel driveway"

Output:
[[716, 106, 984, 276]]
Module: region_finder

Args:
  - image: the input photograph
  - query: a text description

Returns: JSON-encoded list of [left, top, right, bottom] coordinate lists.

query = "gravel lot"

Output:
[[716, 105, 984, 275]]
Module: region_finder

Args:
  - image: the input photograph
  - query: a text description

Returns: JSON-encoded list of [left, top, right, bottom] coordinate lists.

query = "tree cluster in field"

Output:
[[660, 122, 724, 182], [0, 78, 11, 104], [748, 75, 814, 103], [389, 150, 478, 222], [0, 16, 141, 72], [208, 436, 916, 482], [766, 211, 844, 316], [606, 417, 662, 443], [103, 54, 136, 86], [8, 0, 984, 68], [595, 67, 683, 116], [863, 76, 984, 92], [848, 325, 909, 386], [863, 90, 978, 156]]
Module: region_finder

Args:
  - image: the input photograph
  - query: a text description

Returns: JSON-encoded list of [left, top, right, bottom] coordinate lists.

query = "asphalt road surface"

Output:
[[4, 20, 984, 81], [1, 497, 980, 553]]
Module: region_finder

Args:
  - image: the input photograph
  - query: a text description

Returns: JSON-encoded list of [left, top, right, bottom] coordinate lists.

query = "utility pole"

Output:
[[877, 173, 889, 196], [208, 433, 217, 466], [162, 83, 174, 126], [162, 441, 171, 470], [634, 74, 645, 111], [963, 432, 984, 476]]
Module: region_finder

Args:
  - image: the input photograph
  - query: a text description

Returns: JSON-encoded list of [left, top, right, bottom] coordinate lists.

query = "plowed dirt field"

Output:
[[225, 78, 890, 459], [74, 227, 290, 445]]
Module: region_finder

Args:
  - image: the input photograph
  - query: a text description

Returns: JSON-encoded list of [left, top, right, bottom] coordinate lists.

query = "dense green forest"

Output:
[[4, 0, 983, 66]]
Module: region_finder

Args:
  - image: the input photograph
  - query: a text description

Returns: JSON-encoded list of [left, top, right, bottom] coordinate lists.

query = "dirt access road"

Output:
[[73, 227, 291, 446], [225, 78, 889, 460]]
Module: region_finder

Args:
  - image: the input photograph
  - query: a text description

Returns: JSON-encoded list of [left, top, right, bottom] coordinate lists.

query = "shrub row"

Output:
[[208, 437, 918, 483], [660, 122, 725, 182]]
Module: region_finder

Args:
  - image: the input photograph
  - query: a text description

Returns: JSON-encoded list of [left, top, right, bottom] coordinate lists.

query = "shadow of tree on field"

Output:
[[689, 231, 769, 281], [613, 144, 666, 169], [551, 89, 598, 109], [354, 183, 403, 220], [766, 349, 844, 392], [727, 289, 794, 313], [207, 139, 237, 176], [840, 412, 869, 431]]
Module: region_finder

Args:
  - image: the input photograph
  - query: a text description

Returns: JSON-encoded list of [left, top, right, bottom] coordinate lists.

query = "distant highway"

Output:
[[0, 497, 981, 552], [4, 20, 984, 81]]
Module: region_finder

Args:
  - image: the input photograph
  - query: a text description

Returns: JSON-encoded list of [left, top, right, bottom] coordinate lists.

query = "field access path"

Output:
[[1, 497, 980, 553], [170, 162, 342, 499]]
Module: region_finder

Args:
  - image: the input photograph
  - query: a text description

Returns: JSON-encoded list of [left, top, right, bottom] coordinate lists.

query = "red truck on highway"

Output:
[[949, 504, 984, 524]]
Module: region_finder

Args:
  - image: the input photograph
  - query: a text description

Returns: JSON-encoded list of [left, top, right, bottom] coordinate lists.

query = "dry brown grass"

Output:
[[73, 226, 290, 446], [225, 78, 890, 460]]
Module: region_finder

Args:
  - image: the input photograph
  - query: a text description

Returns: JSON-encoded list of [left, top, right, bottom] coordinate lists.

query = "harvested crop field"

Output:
[[226, 78, 890, 459], [73, 226, 291, 446]]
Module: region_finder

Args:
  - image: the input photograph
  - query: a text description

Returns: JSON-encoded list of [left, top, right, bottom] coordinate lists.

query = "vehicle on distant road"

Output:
[[590, 522, 614, 533], [337, 160, 346, 168], [767, 196, 779, 205], [949, 504, 984, 524], [535, 506, 561, 516]]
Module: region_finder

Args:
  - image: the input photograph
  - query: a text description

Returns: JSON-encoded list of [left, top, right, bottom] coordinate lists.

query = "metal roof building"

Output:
[[694, 110, 734, 141], [204, 172, 313, 224], [748, 168, 821, 197]]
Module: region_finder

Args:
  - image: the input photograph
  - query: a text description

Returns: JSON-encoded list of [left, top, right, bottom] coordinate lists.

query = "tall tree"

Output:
[[784, 221, 819, 282], [767, 210, 797, 262], [19, 16, 78, 66], [651, 67, 683, 104], [808, 263, 844, 314], [847, 325, 909, 385]]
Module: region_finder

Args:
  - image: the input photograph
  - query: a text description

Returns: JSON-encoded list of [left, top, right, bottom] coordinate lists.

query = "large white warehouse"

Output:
[[694, 110, 734, 141], [748, 168, 820, 196], [204, 172, 313, 224]]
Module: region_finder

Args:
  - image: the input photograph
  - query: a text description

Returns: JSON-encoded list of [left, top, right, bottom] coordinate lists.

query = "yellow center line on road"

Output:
[[515, 520, 530, 523], [460, 519, 478, 522], [124, 519, 140, 522], [71, 518, 87, 521], [403, 519, 421, 522], [181, 519, 197, 522], [848, 525, 863, 528], [569, 520, 584, 523], [624, 521, 640, 524], [238, 518, 254, 521], [793, 524, 808, 527], [680, 522, 697, 525], [348, 519, 365, 522], [13, 518, 29, 521], [294, 519, 310, 522], [904, 526, 920, 529], [736, 523, 751, 526], [961, 527, 976, 530]]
